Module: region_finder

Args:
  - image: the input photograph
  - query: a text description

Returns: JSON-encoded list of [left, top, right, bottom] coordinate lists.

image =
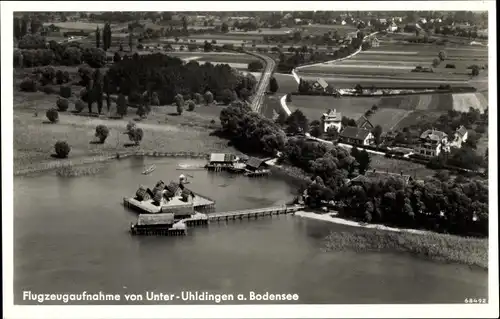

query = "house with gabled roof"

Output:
[[450, 125, 468, 148], [245, 157, 270, 171], [321, 109, 342, 133], [356, 115, 374, 129], [339, 127, 374, 145], [312, 78, 329, 92], [414, 129, 449, 158]]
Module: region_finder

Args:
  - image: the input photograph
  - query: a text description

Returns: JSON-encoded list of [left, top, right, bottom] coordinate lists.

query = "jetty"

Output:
[[208, 204, 304, 222]]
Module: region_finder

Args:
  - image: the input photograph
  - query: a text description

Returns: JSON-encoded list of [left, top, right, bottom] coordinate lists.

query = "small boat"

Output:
[[142, 164, 156, 175]]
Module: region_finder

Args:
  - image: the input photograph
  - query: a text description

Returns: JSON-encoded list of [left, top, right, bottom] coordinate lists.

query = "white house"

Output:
[[321, 109, 342, 133], [341, 20, 347, 25], [371, 37, 380, 47], [414, 129, 449, 158], [450, 125, 468, 148], [387, 23, 398, 32]]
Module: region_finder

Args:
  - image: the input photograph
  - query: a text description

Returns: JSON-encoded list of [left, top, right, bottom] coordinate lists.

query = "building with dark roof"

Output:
[[245, 157, 270, 171], [356, 115, 374, 129], [339, 127, 374, 145]]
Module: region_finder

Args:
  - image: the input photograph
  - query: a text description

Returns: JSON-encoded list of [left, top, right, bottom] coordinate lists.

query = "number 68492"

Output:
[[464, 298, 487, 304]]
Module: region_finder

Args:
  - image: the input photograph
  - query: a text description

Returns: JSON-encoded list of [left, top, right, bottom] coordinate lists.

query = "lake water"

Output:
[[14, 157, 488, 304]]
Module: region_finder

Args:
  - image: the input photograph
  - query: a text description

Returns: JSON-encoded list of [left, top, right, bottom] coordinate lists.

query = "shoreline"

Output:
[[294, 210, 428, 235]]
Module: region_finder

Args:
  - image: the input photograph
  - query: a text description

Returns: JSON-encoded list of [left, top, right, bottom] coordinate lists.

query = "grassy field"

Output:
[[367, 108, 410, 132], [302, 24, 357, 36], [370, 154, 436, 179], [13, 91, 232, 172], [42, 21, 107, 31]]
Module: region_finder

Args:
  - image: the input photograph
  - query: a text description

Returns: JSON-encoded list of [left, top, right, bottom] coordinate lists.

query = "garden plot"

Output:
[[452, 93, 488, 114], [287, 95, 380, 122]]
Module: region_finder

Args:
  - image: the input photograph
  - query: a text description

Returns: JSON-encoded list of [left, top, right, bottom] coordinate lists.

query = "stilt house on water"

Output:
[[205, 153, 239, 171], [244, 157, 271, 177], [123, 176, 215, 216]]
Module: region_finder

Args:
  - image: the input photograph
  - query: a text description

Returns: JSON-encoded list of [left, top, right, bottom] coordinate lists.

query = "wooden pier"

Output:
[[207, 205, 305, 222]]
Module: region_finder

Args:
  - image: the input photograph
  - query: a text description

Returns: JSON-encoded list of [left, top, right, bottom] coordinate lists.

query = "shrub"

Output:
[[220, 89, 236, 105], [248, 60, 264, 72], [46, 108, 59, 123], [204, 91, 214, 105], [41, 67, 56, 85], [55, 70, 64, 84], [137, 44, 144, 50], [62, 47, 82, 65], [42, 86, 56, 94], [20, 77, 38, 92], [74, 99, 86, 113], [113, 52, 121, 63], [79, 87, 89, 102], [186, 100, 196, 111], [286, 94, 292, 103], [127, 127, 143, 145], [56, 98, 69, 112], [126, 120, 137, 132], [194, 93, 204, 104], [445, 64, 456, 69], [432, 58, 440, 67], [151, 92, 160, 106], [59, 85, 72, 98], [177, 103, 184, 115], [95, 125, 110, 143], [54, 141, 71, 158]]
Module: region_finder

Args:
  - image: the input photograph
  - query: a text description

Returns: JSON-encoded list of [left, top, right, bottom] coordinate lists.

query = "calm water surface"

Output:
[[14, 157, 488, 304]]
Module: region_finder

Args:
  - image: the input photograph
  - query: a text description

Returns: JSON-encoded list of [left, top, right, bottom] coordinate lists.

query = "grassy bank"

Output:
[[323, 228, 488, 269]]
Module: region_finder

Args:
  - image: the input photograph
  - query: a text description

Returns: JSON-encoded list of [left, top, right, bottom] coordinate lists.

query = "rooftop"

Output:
[[246, 157, 270, 170], [323, 109, 341, 120], [210, 153, 237, 163], [456, 125, 468, 137], [316, 78, 329, 89], [420, 129, 448, 141], [137, 213, 175, 226], [340, 126, 372, 141]]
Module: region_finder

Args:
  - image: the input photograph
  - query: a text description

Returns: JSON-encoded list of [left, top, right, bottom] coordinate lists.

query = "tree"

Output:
[[204, 91, 214, 105], [128, 33, 133, 51], [325, 126, 339, 140], [95, 125, 109, 143], [14, 18, 22, 40], [286, 110, 309, 135], [471, 65, 480, 76], [438, 50, 446, 61], [269, 77, 279, 93], [117, 93, 127, 117], [372, 125, 383, 145], [21, 19, 28, 38], [54, 141, 71, 158], [187, 99, 196, 111], [432, 58, 440, 67], [95, 26, 101, 48], [221, 22, 229, 33], [309, 120, 322, 137], [113, 52, 121, 63], [351, 147, 371, 174]]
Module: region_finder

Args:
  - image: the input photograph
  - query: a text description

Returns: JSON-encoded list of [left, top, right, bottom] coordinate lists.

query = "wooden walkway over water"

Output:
[[208, 205, 305, 222]]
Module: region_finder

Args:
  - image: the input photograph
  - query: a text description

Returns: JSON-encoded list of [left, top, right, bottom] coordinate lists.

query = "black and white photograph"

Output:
[[2, 1, 498, 318]]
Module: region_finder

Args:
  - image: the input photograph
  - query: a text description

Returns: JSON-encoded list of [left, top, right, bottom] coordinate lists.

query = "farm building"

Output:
[[349, 169, 413, 186], [321, 109, 342, 133], [370, 37, 381, 47], [356, 116, 374, 130], [312, 78, 330, 92], [339, 127, 374, 146], [450, 125, 468, 148], [414, 129, 449, 158]]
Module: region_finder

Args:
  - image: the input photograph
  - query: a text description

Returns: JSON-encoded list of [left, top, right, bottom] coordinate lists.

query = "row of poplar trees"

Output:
[[95, 23, 112, 51]]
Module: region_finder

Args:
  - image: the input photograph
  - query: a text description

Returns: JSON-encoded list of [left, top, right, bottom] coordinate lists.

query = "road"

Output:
[[248, 52, 276, 113]]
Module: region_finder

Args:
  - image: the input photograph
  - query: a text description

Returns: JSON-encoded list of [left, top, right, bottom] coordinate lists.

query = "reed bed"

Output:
[[323, 229, 488, 269]]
